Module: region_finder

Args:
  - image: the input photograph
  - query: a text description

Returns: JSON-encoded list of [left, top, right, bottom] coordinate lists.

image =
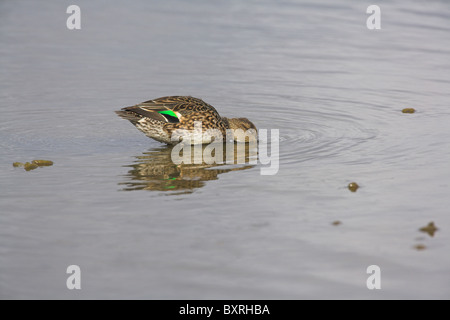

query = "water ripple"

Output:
[[256, 103, 379, 166]]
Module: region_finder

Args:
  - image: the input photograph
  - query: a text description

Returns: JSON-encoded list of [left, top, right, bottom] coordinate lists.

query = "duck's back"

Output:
[[144, 96, 220, 115]]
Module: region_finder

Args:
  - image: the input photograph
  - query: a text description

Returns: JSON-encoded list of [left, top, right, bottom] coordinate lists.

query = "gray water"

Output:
[[1, 0, 450, 299]]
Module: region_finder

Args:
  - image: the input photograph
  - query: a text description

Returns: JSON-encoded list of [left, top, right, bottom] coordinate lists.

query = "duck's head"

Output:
[[224, 117, 258, 143]]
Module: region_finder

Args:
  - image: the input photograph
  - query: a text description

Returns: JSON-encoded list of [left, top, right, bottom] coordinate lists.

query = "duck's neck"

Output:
[[221, 117, 231, 129]]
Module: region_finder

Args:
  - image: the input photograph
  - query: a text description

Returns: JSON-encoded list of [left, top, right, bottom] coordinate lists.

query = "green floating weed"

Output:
[[414, 244, 426, 251], [32, 160, 54, 166], [13, 159, 54, 171], [24, 162, 39, 171], [402, 108, 416, 114], [419, 222, 438, 237], [348, 182, 359, 192]]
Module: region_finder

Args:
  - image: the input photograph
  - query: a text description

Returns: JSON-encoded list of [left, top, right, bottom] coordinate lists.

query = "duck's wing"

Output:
[[118, 96, 221, 124], [119, 96, 190, 123], [142, 96, 204, 109], [142, 96, 220, 116]]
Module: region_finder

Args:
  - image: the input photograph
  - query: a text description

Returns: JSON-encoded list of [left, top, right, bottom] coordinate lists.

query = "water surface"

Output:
[[1, 0, 450, 299]]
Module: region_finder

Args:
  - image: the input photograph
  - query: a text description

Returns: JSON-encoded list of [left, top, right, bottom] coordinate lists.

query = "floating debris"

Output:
[[24, 162, 39, 171], [414, 244, 426, 251], [419, 222, 438, 237], [348, 182, 359, 192], [32, 160, 54, 166], [13, 159, 54, 171], [332, 221, 342, 226], [402, 108, 416, 114]]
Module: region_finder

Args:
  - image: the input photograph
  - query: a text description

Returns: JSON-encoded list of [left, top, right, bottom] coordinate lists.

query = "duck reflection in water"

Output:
[[120, 143, 257, 194]]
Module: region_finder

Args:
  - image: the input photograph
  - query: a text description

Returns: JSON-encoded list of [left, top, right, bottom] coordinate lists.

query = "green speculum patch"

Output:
[[158, 110, 178, 118], [158, 110, 179, 123]]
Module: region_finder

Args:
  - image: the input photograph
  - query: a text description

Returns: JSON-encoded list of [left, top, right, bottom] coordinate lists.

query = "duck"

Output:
[[116, 96, 257, 145]]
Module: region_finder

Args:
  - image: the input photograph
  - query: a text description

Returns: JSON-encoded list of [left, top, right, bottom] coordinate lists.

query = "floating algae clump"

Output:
[[32, 160, 54, 166], [419, 222, 438, 237], [402, 108, 416, 114], [13, 159, 53, 171], [348, 182, 359, 192], [24, 162, 39, 171], [414, 244, 426, 251]]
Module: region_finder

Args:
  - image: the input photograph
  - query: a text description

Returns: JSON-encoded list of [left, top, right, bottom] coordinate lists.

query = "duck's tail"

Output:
[[115, 109, 142, 125]]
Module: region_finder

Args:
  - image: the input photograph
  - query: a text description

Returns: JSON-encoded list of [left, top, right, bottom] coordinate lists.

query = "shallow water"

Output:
[[1, 0, 450, 299]]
